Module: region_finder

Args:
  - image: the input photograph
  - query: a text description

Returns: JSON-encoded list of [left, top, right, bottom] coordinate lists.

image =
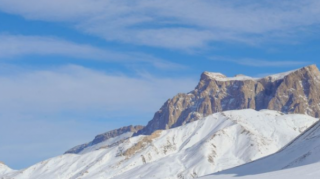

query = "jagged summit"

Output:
[[136, 65, 320, 135], [201, 71, 226, 80]]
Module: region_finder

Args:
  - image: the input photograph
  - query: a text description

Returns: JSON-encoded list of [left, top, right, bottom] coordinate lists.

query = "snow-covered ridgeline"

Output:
[[202, 69, 297, 82], [1, 109, 317, 179]]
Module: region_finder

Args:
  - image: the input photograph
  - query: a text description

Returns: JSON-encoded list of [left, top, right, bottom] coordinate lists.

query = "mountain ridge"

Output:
[[66, 64, 320, 154], [2, 109, 318, 179]]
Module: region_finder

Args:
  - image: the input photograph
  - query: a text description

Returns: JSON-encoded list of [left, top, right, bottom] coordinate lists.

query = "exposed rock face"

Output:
[[136, 65, 320, 135], [66, 125, 144, 154]]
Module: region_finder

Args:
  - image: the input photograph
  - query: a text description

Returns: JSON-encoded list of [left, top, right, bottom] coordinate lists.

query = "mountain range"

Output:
[[2, 65, 320, 179]]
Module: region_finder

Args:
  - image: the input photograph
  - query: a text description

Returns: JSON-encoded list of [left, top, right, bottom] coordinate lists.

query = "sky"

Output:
[[1, 0, 320, 169]]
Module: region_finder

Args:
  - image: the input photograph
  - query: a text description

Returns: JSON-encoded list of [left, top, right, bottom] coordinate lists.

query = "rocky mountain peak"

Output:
[[136, 65, 320, 135], [300, 64, 318, 72], [200, 71, 227, 81]]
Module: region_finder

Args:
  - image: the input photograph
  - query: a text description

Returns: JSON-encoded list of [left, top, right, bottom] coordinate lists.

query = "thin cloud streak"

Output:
[[0, 35, 118, 59], [0, 34, 185, 70], [210, 58, 309, 67]]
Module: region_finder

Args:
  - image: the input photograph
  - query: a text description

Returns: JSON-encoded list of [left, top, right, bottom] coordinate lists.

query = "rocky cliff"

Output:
[[136, 65, 320, 135]]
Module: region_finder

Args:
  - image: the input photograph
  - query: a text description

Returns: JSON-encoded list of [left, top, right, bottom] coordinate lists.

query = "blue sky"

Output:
[[1, 0, 320, 169]]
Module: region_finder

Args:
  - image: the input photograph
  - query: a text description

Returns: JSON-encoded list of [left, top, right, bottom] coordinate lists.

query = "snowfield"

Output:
[[1, 109, 318, 179], [201, 162, 320, 179], [201, 117, 320, 179]]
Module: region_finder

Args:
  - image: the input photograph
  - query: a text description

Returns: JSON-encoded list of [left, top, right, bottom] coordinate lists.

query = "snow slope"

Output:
[[0, 162, 13, 176], [201, 118, 320, 179], [66, 125, 144, 154], [77, 132, 134, 154], [1, 109, 317, 179], [201, 162, 320, 179]]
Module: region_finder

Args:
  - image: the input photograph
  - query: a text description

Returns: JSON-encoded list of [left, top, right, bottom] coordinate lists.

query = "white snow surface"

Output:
[[201, 117, 320, 179], [79, 132, 134, 154], [1, 109, 317, 179], [0, 162, 13, 176], [201, 162, 320, 179], [203, 72, 256, 81]]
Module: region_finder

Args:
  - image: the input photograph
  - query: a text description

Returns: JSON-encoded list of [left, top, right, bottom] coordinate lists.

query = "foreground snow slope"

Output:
[[2, 109, 317, 179], [202, 117, 320, 179], [201, 162, 320, 179]]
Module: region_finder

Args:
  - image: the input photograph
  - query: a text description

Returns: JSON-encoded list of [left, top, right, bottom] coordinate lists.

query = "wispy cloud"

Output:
[[0, 34, 185, 69], [210, 57, 309, 67], [1, 0, 320, 49], [0, 65, 196, 113], [0, 35, 119, 59]]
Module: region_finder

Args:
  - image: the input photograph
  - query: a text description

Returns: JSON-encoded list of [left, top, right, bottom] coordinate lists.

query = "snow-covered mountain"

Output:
[[1, 109, 317, 179], [65, 65, 320, 155], [2, 65, 320, 179], [65, 65, 320, 154], [201, 117, 320, 179]]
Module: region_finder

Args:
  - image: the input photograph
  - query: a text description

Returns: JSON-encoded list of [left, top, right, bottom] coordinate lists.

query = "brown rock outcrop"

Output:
[[136, 65, 320, 135], [123, 130, 162, 158]]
